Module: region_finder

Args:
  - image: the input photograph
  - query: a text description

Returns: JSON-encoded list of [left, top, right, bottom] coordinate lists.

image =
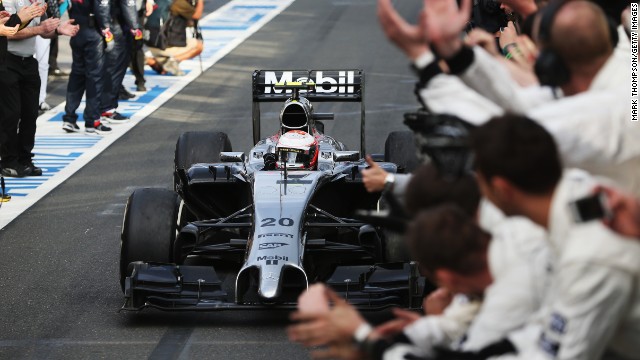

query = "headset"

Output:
[[534, 0, 619, 87]]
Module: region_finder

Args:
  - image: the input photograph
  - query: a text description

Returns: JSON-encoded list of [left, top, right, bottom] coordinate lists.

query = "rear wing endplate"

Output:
[[252, 69, 366, 155]]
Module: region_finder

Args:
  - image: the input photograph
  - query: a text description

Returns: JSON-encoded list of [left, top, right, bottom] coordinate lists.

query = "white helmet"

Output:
[[276, 130, 319, 170]]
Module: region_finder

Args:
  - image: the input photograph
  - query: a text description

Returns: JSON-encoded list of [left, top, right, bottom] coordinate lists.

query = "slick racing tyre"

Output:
[[174, 131, 233, 190], [120, 188, 180, 292], [384, 131, 420, 173]]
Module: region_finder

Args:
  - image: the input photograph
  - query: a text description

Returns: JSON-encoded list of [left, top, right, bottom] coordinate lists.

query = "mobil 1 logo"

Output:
[[258, 255, 289, 266]]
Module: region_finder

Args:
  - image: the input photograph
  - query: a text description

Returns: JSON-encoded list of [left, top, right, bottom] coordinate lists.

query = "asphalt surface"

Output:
[[0, 0, 423, 358]]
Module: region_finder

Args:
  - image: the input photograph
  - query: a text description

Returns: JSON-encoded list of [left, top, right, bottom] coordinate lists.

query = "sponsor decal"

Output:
[[258, 233, 293, 239], [257, 255, 288, 266], [265, 71, 356, 94], [258, 242, 289, 250], [538, 333, 560, 357], [264, 272, 278, 281], [550, 313, 567, 334]]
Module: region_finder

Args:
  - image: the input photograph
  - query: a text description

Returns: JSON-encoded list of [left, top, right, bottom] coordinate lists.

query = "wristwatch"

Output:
[[353, 323, 373, 344], [383, 173, 395, 193]]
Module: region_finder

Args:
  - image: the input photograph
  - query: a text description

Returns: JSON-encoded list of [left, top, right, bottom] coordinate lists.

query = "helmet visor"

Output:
[[278, 148, 309, 168]]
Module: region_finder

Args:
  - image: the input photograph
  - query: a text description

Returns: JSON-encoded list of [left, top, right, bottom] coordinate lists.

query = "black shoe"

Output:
[[22, 162, 43, 176], [86, 121, 112, 135], [1, 165, 26, 178], [101, 111, 130, 124], [62, 122, 81, 133], [136, 83, 147, 92], [119, 87, 136, 100]]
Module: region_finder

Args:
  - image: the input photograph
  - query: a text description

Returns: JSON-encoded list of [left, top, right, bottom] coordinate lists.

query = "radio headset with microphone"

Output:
[[534, 0, 619, 87]]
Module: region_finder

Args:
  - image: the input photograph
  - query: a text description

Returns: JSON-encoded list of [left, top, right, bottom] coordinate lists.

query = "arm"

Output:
[[403, 296, 481, 354], [461, 265, 542, 351], [5, 14, 22, 27], [422, 0, 556, 113], [93, 0, 111, 30], [120, 0, 140, 30], [417, 73, 504, 125], [7, 23, 46, 39], [192, 0, 202, 20], [455, 47, 558, 113]]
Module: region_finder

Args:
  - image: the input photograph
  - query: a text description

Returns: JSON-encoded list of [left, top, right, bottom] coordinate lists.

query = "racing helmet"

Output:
[[280, 97, 313, 134], [275, 130, 319, 170]]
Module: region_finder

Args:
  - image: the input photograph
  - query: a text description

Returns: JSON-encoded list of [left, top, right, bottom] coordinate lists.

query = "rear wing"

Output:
[[252, 70, 366, 155]]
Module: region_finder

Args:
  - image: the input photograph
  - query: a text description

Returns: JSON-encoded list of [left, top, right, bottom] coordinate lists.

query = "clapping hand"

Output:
[[0, 17, 19, 37], [57, 19, 79, 36]]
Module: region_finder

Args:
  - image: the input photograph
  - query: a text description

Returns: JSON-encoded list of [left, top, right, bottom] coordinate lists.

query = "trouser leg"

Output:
[[17, 57, 40, 164], [131, 13, 146, 86], [36, 36, 51, 105], [49, 35, 59, 70], [101, 23, 126, 113], [64, 34, 87, 124], [0, 57, 23, 167], [83, 29, 106, 127]]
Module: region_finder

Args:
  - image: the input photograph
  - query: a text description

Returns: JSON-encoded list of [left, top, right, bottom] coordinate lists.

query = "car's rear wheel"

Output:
[[119, 188, 180, 292], [384, 131, 419, 173], [174, 131, 232, 189]]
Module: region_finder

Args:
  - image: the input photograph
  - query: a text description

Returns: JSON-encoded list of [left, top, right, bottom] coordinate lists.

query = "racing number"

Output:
[[261, 217, 294, 227]]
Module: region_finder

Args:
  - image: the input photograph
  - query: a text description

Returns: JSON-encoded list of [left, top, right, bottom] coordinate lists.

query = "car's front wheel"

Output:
[[119, 188, 180, 292]]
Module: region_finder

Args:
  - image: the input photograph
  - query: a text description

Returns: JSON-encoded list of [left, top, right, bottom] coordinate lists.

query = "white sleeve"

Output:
[[462, 264, 541, 351], [527, 90, 638, 168], [391, 173, 412, 207], [515, 262, 635, 360], [418, 73, 504, 126], [403, 296, 481, 354], [383, 344, 430, 360], [458, 47, 558, 113]]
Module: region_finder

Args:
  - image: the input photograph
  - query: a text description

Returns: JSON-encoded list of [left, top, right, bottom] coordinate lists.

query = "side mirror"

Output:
[[333, 151, 360, 162], [220, 152, 245, 162]]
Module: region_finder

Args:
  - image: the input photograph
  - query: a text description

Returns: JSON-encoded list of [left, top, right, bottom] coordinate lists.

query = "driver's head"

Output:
[[276, 130, 319, 170]]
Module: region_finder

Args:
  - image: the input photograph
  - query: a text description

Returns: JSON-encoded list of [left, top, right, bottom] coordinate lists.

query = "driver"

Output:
[[275, 130, 319, 170]]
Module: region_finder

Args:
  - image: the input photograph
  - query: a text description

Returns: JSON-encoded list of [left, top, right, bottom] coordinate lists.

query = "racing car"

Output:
[[119, 69, 424, 311]]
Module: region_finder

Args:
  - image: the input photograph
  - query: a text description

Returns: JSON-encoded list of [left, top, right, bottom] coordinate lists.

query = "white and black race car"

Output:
[[119, 70, 424, 311]]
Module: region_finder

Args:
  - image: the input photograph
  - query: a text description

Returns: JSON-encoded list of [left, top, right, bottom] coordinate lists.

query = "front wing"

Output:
[[121, 262, 425, 311]]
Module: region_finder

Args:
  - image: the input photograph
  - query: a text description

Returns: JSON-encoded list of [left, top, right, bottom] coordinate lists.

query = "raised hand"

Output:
[[421, 0, 472, 58], [361, 155, 389, 193], [377, 0, 429, 60]]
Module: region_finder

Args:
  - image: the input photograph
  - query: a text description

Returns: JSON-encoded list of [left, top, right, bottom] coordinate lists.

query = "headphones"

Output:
[[534, 0, 619, 87]]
